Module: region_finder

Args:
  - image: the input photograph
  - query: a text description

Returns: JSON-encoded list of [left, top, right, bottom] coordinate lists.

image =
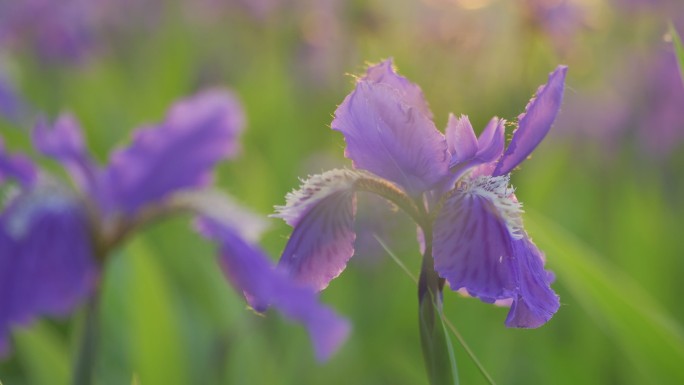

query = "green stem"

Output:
[[418, 234, 458, 385], [72, 286, 101, 385]]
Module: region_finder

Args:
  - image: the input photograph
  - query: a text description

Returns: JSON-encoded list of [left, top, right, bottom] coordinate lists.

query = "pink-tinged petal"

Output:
[[103, 89, 245, 215], [32, 114, 99, 194], [195, 217, 350, 362], [474, 117, 505, 164], [433, 176, 522, 302], [505, 237, 560, 328], [273, 170, 362, 291], [332, 63, 449, 195], [0, 138, 37, 188], [363, 59, 434, 120], [0, 187, 97, 356], [493, 66, 567, 176], [445, 114, 478, 167]]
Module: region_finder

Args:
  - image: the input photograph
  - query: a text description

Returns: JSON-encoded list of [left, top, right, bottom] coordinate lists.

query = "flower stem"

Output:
[[418, 235, 458, 385], [72, 286, 101, 385]]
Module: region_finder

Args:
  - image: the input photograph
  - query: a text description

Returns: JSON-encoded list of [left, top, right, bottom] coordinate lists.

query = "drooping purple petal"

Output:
[[102, 89, 245, 215], [32, 114, 99, 194], [433, 175, 559, 327], [0, 186, 97, 356], [332, 61, 449, 195], [273, 169, 361, 291], [493, 66, 567, 176], [195, 216, 350, 362], [433, 176, 521, 302], [445, 114, 478, 167], [505, 237, 560, 328], [0, 77, 29, 123], [0, 138, 37, 187]]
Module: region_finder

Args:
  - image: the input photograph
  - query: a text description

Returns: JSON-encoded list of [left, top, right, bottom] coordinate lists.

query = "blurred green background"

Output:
[[1, 0, 684, 384]]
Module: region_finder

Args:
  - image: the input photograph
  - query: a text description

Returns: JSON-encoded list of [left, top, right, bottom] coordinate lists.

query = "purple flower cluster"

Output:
[[274, 60, 567, 328], [0, 89, 348, 361]]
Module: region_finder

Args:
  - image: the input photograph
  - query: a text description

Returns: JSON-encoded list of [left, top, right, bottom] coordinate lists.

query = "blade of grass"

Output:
[[670, 24, 684, 86], [526, 210, 684, 383]]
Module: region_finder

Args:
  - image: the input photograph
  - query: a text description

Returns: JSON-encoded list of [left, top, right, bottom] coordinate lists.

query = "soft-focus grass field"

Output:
[[1, 1, 684, 384]]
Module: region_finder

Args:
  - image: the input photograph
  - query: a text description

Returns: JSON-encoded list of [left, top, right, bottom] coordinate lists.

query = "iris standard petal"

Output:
[[505, 237, 559, 328], [273, 169, 361, 291], [103, 89, 245, 215], [445, 114, 478, 167], [331, 63, 449, 195], [33, 114, 99, 193], [493, 66, 568, 176], [473, 117, 505, 164], [433, 175, 523, 302], [363, 59, 434, 119], [0, 187, 96, 355], [0, 138, 37, 187], [195, 217, 350, 362]]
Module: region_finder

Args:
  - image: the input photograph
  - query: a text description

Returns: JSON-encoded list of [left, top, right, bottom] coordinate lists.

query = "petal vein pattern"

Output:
[[273, 169, 363, 291], [331, 61, 448, 195]]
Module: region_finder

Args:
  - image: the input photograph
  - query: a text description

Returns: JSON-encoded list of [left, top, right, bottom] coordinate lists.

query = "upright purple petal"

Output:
[[273, 169, 361, 291], [364, 59, 434, 119], [493, 66, 567, 176], [445, 114, 478, 167], [0, 138, 37, 187], [32, 114, 99, 193], [195, 216, 350, 362], [473, 117, 505, 164], [505, 237, 560, 328], [332, 61, 449, 195], [0, 186, 97, 356], [102, 89, 245, 215]]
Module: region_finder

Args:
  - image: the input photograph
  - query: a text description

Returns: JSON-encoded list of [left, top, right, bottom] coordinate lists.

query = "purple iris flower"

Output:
[[274, 59, 567, 328], [0, 89, 348, 362]]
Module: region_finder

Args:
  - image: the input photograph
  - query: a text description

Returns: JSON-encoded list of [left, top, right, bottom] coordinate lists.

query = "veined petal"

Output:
[[32, 114, 99, 194], [363, 59, 433, 119], [493, 66, 567, 176], [0, 138, 37, 188], [505, 237, 560, 328], [332, 62, 449, 195], [195, 217, 350, 362], [273, 169, 362, 291], [473, 117, 505, 164], [433, 175, 522, 302], [445, 114, 478, 167], [0, 186, 96, 356], [103, 89, 245, 215]]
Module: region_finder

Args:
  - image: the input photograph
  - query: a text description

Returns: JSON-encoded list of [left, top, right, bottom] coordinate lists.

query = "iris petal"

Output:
[[433, 181, 518, 301], [196, 217, 350, 362], [32, 114, 99, 194], [0, 138, 37, 188], [505, 237, 559, 328], [0, 188, 96, 356], [332, 61, 449, 195], [493, 66, 567, 176], [445, 114, 478, 168], [102, 89, 245, 215]]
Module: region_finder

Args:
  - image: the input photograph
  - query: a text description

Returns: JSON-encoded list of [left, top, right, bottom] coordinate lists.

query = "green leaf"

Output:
[[14, 322, 70, 385], [526, 211, 684, 383], [671, 24, 684, 87], [121, 238, 190, 385], [419, 289, 459, 385]]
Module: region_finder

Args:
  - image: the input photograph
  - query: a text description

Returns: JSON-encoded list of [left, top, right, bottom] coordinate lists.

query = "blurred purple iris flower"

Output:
[[0, 89, 348, 361], [274, 59, 567, 328]]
